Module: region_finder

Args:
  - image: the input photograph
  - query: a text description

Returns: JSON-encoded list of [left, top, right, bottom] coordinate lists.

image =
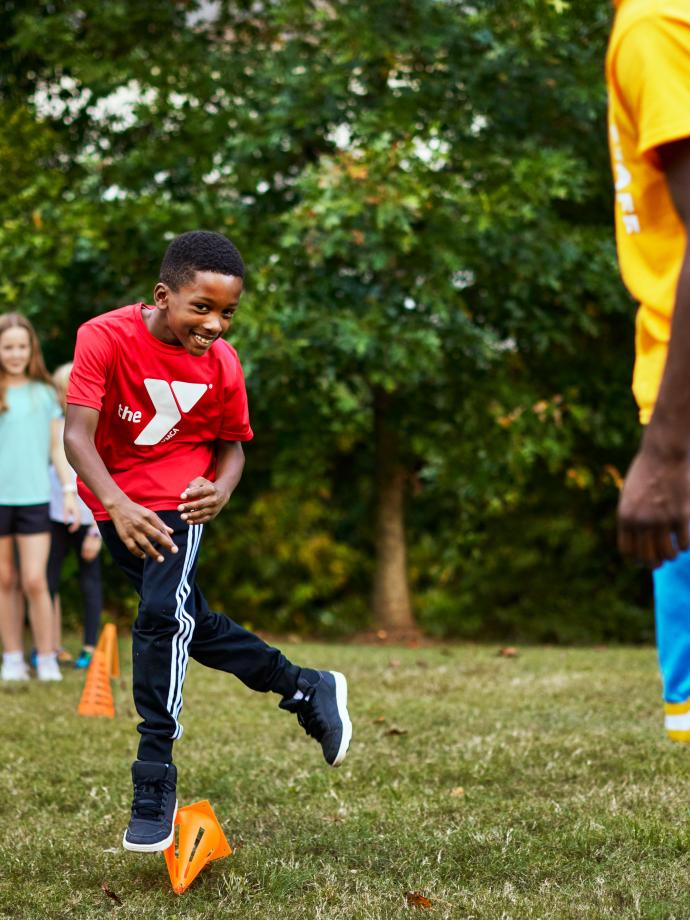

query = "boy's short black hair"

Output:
[[160, 230, 245, 291]]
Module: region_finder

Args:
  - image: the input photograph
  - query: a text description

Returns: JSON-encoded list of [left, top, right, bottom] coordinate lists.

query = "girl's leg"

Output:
[[16, 533, 53, 655], [75, 528, 103, 649], [54, 595, 63, 656], [79, 557, 103, 649], [0, 536, 23, 653], [47, 521, 69, 652]]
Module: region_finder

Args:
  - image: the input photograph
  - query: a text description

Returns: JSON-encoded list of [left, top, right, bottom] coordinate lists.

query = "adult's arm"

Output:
[[50, 418, 80, 531], [64, 403, 177, 562], [618, 137, 690, 566], [177, 440, 245, 525]]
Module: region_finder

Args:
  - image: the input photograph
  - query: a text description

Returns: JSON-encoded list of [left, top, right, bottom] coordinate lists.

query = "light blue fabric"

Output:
[[654, 548, 690, 703], [0, 381, 61, 505]]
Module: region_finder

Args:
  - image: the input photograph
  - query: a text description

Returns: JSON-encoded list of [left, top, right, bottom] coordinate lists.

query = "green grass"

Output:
[[1, 641, 689, 918]]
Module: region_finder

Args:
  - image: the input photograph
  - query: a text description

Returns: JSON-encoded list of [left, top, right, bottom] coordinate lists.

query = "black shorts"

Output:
[[0, 503, 51, 537]]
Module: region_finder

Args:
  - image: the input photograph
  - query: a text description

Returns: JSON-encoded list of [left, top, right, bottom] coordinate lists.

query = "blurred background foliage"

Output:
[[0, 0, 650, 641]]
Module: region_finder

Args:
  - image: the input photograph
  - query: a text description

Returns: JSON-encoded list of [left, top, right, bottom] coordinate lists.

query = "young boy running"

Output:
[[64, 230, 352, 852]]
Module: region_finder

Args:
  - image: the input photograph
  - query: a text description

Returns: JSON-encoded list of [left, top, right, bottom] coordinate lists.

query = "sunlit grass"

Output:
[[0, 640, 688, 918]]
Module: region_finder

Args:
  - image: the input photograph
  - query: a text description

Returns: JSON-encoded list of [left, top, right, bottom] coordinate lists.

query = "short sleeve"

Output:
[[218, 348, 253, 442], [66, 322, 114, 411], [615, 15, 690, 155], [46, 386, 62, 420]]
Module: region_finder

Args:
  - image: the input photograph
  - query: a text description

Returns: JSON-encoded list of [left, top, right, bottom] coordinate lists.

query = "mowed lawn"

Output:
[[0, 640, 689, 919]]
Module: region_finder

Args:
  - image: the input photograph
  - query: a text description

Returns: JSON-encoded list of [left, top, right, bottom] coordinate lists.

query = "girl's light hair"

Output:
[[0, 312, 53, 413], [52, 362, 73, 396]]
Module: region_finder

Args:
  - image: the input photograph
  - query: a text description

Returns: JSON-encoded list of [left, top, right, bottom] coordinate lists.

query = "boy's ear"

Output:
[[153, 282, 170, 307]]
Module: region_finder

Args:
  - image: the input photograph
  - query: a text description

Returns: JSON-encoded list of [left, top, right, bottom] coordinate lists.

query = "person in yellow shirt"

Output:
[[608, 0, 690, 739]]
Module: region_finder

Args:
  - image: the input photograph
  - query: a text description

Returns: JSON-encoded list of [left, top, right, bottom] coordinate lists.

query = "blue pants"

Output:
[[99, 511, 301, 762], [654, 548, 690, 740]]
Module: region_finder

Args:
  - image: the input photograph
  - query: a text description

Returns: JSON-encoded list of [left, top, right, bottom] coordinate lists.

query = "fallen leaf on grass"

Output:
[[389, 659, 401, 669], [385, 727, 408, 736], [498, 647, 518, 658], [449, 787, 465, 797], [405, 890, 433, 909], [101, 882, 123, 905], [376, 629, 388, 640], [102, 847, 119, 854], [372, 715, 386, 723]]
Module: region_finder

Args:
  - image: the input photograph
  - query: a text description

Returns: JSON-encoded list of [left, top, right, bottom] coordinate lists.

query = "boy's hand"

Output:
[[178, 478, 230, 524], [110, 499, 178, 563]]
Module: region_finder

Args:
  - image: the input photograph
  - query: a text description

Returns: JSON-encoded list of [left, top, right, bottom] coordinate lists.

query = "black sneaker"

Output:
[[279, 670, 352, 767], [122, 761, 178, 852]]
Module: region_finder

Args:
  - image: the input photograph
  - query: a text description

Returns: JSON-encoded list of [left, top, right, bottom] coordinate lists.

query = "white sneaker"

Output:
[[36, 654, 62, 682], [1, 656, 29, 681]]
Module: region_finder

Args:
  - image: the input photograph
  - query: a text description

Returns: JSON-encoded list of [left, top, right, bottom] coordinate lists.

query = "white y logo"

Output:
[[134, 379, 208, 446]]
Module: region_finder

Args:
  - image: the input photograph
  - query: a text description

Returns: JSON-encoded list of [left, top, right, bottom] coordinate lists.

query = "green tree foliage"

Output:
[[0, 0, 648, 640]]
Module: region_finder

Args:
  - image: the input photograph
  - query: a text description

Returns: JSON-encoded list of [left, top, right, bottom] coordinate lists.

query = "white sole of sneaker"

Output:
[[330, 671, 352, 767], [122, 802, 178, 852]]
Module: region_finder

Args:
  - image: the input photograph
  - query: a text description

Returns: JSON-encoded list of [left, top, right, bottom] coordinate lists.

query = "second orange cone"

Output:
[[96, 623, 120, 678], [77, 649, 114, 718]]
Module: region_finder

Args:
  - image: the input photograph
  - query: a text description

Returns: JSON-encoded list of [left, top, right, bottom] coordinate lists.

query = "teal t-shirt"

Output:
[[0, 381, 61, 505]]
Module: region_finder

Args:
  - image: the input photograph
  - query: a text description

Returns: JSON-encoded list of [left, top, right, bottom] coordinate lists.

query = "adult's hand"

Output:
[[109, 499, 178, 563], [63, 491, 81, 533], [81, 531, 102, 562], [617, 445, 690, 566]]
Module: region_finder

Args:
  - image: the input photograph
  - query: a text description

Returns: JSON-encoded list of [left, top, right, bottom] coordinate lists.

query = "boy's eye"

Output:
[[194, 304, 209, 312]]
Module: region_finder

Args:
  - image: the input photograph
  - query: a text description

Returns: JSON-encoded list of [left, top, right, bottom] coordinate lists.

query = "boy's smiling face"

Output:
[[149, 270, 243, 355]]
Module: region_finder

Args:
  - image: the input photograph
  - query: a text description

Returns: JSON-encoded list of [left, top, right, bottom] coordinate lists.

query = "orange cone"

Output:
[[77, 649, 115, 718], [164, 800, 232, 894], [95, 623, 120, 678]]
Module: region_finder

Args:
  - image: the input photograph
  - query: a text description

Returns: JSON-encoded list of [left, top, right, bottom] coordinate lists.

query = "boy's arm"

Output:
[[177, 440, 245, 525], [64, 403, 178, 562], [618, 137, 690, 566]]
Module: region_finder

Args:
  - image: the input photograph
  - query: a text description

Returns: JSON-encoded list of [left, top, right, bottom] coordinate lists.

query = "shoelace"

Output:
[[132, 780, 171, 819], [295, 692, 325, 741]]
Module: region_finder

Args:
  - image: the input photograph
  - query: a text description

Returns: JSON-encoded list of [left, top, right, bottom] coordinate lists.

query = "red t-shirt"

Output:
[[66, 303, 253, 520]]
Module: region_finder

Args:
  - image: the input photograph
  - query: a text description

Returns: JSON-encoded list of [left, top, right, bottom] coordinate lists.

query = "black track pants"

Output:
[[98, 511, 301, 762]]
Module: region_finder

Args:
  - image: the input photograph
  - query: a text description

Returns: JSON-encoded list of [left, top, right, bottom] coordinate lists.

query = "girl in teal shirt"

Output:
[[0, 313, 79, 681]]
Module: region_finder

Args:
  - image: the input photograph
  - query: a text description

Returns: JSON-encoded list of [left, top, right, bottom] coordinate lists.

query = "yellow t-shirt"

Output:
[[607, 0, 690, 422]]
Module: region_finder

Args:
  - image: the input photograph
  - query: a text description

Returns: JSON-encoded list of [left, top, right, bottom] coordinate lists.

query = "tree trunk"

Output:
[[372, 391, 417, 635]]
